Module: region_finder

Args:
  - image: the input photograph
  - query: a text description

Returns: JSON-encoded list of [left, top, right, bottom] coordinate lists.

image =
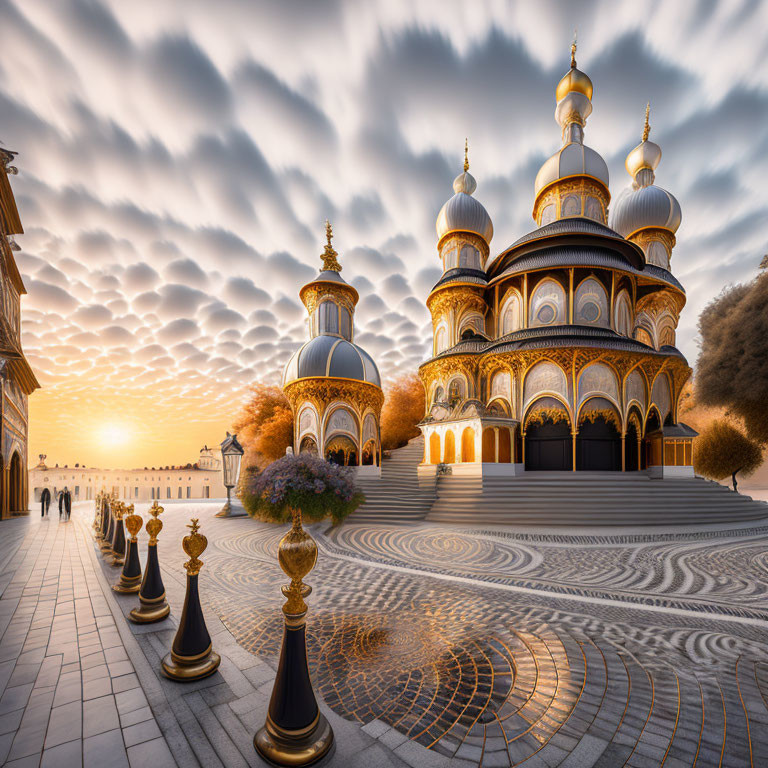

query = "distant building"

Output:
[[0, 147, 40, 518], [28, 448, 226, 503]]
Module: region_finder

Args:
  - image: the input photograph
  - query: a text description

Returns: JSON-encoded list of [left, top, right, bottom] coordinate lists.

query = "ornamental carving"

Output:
[[284, 378, 384, 420], [525, 406, 570, 428], [533, 176, 609, 224], [579, 407, 621, 430], [427, 286, 487, 322], [635, 289, 681, 319], [300, 283, 357, 316], [437, 230, 490, 261], [630, 228, 676, 255]]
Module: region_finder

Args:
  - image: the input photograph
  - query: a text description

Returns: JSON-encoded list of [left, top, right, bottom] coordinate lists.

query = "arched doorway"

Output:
[[444, 431, 455, 464], [361, 440, 376, 465], [643, 408, 662, 469], [9, 452, 22, 512], [299, 435, 319, 455], [625, 411, 642, 471], [429, 433, 441, 464], [576, 402, 621, 471], [498, 429, 512, 463], [482, 428, 495, 462], [525, 402, 572, 471], [325, 435, 358, 466], [461, 428, 475, 462]]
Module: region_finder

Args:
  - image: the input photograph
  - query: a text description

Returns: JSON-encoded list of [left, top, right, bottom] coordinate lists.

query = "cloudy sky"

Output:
[[2, 0, 767, 468]]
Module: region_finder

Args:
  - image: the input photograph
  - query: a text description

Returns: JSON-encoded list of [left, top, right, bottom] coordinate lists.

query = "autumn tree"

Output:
[[696, 264, 768, 443], [694, 419, 763, 492], [380, 373, 425, 451], [232, 384, 294, 470]]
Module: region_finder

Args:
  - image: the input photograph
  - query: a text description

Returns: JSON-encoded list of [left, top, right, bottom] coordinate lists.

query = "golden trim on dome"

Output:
[[555, 38, 593, 103]]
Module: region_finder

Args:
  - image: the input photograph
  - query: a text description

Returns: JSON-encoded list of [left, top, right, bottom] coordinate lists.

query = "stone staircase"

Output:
[[426, 472, 768, 526], [350, 436, 435, 523]]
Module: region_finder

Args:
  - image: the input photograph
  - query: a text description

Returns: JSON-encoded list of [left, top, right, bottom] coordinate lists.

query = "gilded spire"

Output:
[[642, 102, 651, 142], [463, 138, 469, 172], [320, 219, 342, 272], [570, 32, 577, 68]]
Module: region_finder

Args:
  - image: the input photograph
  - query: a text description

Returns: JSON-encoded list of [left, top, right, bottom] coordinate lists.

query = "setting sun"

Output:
[[96, 422, 134, 447]]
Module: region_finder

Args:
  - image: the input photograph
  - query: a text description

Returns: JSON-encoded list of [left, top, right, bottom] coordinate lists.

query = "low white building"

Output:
[[29, 446, 226, 503]]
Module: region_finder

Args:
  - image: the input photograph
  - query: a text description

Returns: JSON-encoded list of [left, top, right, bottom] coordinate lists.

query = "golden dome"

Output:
[[555, 42, 593, 102]]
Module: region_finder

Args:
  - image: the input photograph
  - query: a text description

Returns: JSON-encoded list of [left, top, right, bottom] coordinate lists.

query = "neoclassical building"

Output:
[[282, 223, 383, 476], [1, 148, 39, 517], [419, 46, 695, 478]]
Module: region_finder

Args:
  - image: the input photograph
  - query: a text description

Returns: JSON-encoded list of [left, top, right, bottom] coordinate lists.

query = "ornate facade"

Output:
[[283, 223, 383, 476], [419, 45, 696, 478], [0, 148, 39, 517]]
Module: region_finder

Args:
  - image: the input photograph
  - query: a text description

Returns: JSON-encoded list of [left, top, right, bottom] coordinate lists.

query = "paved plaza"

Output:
[[1, 502, 768, 767]]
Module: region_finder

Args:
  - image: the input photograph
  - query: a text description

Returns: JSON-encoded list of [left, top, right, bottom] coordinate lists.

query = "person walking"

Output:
[[63, 487, 72, 522], [40, 488, 51, 518], [58, 490, 64, 519]]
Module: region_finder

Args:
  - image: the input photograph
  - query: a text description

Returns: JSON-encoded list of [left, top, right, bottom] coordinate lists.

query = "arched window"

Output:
[[659, 324, 675, 347], [562, 195, 581, 217], [317, 301, 338, 334], [458, 245, 480, 269], [584, 196, 603, 222], [529, 280, 566, 327], [634, 327, 653, 347], [434, 325, 448, 355], [339, 307, 352, 340], [574, 278, 609, 327], [442, 246, 458, 271], [500, 291, 522, 335], [433, 386, 445, 404], [540, 204, 556, 226], [647, 241, 669, 269], [459, 311, 484, 337], [613, 290, 632, 336]]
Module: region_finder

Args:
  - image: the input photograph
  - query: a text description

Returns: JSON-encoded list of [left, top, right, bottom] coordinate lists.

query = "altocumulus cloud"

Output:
[[2, 0, 768, 460]]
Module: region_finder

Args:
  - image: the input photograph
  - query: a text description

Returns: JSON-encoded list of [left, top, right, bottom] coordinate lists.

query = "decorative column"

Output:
[[113, 506, 142, 594], [621, 434, 626, 471], [130, 502, 170, 623], [110, 502, 126, 567], [254, 511, 334, 766], [161, 520, 220, 681]]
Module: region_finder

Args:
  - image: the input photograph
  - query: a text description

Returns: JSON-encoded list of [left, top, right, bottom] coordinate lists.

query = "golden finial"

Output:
[[146, 502, 164, 545], [642, 102, 651, 142], [463, 138, 469, 173], [182, 518, 208, 576], [320, 219, 342, 272], [125, 505, 143, 542], [570, 31, 577, 68]]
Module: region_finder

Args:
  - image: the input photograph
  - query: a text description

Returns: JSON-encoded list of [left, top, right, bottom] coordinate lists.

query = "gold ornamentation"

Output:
[[570, 34, 577, 68], [579, 407, 621, 430], [321, 219, 342, 272], [426, 285, 486, 322], [463, 138, 469, 173], [300, 282, 357, 316], [526, 406, 570, 428], [278, 511, 318, 618], [437, 230, 490, 260], [125, 505, 142, 542], [182, 519, 207, 576], [146, 501, 163, 545], [283, 378, 384, 422], [533, 176, 609, 224], [642, 102, 651, 142]]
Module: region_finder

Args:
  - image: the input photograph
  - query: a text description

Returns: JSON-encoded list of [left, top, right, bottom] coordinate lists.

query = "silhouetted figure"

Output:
[[63, 488, 72, 521], [40, 488, 50, 518], [58, 491, 64, 518]]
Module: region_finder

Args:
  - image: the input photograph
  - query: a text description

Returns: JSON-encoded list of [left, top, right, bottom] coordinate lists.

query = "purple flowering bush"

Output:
[[242, 453, 365, 525]]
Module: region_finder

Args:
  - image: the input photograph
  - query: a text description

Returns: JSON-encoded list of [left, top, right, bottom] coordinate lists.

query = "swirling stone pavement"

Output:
[[165, 511, 768, 767]]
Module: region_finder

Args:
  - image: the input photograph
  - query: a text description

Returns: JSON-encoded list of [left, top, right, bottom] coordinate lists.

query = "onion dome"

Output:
[[282, 335, 381, 388], [610, 105, 682, 238], [436, 140, 493, 244], [534, 41, 609, 198]]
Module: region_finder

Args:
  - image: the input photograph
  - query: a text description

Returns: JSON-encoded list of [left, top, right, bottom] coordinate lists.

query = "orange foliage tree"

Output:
[[381, 373, 425, 451], [232, 383, 294, 471]]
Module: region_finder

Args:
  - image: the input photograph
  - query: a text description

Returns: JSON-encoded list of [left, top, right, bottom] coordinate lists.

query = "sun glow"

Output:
[[97, 422, 134, 448]]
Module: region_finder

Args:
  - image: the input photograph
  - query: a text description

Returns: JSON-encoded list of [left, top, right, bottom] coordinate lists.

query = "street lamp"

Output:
[[216, 432, 244, 517]]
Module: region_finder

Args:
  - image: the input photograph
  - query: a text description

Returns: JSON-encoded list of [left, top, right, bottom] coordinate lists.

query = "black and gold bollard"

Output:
[[254, 511, 334, 766], [129, 502, 170, 623], [111, 502, 126, 567], [101, 497, 115, 554], [113, 505, 142, 593], [161, 519, 220, 681]]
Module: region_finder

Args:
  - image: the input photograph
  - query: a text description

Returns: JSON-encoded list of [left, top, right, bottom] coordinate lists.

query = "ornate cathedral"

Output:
[[0, 148, 39, 517], [418, 44, 696, 477]]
